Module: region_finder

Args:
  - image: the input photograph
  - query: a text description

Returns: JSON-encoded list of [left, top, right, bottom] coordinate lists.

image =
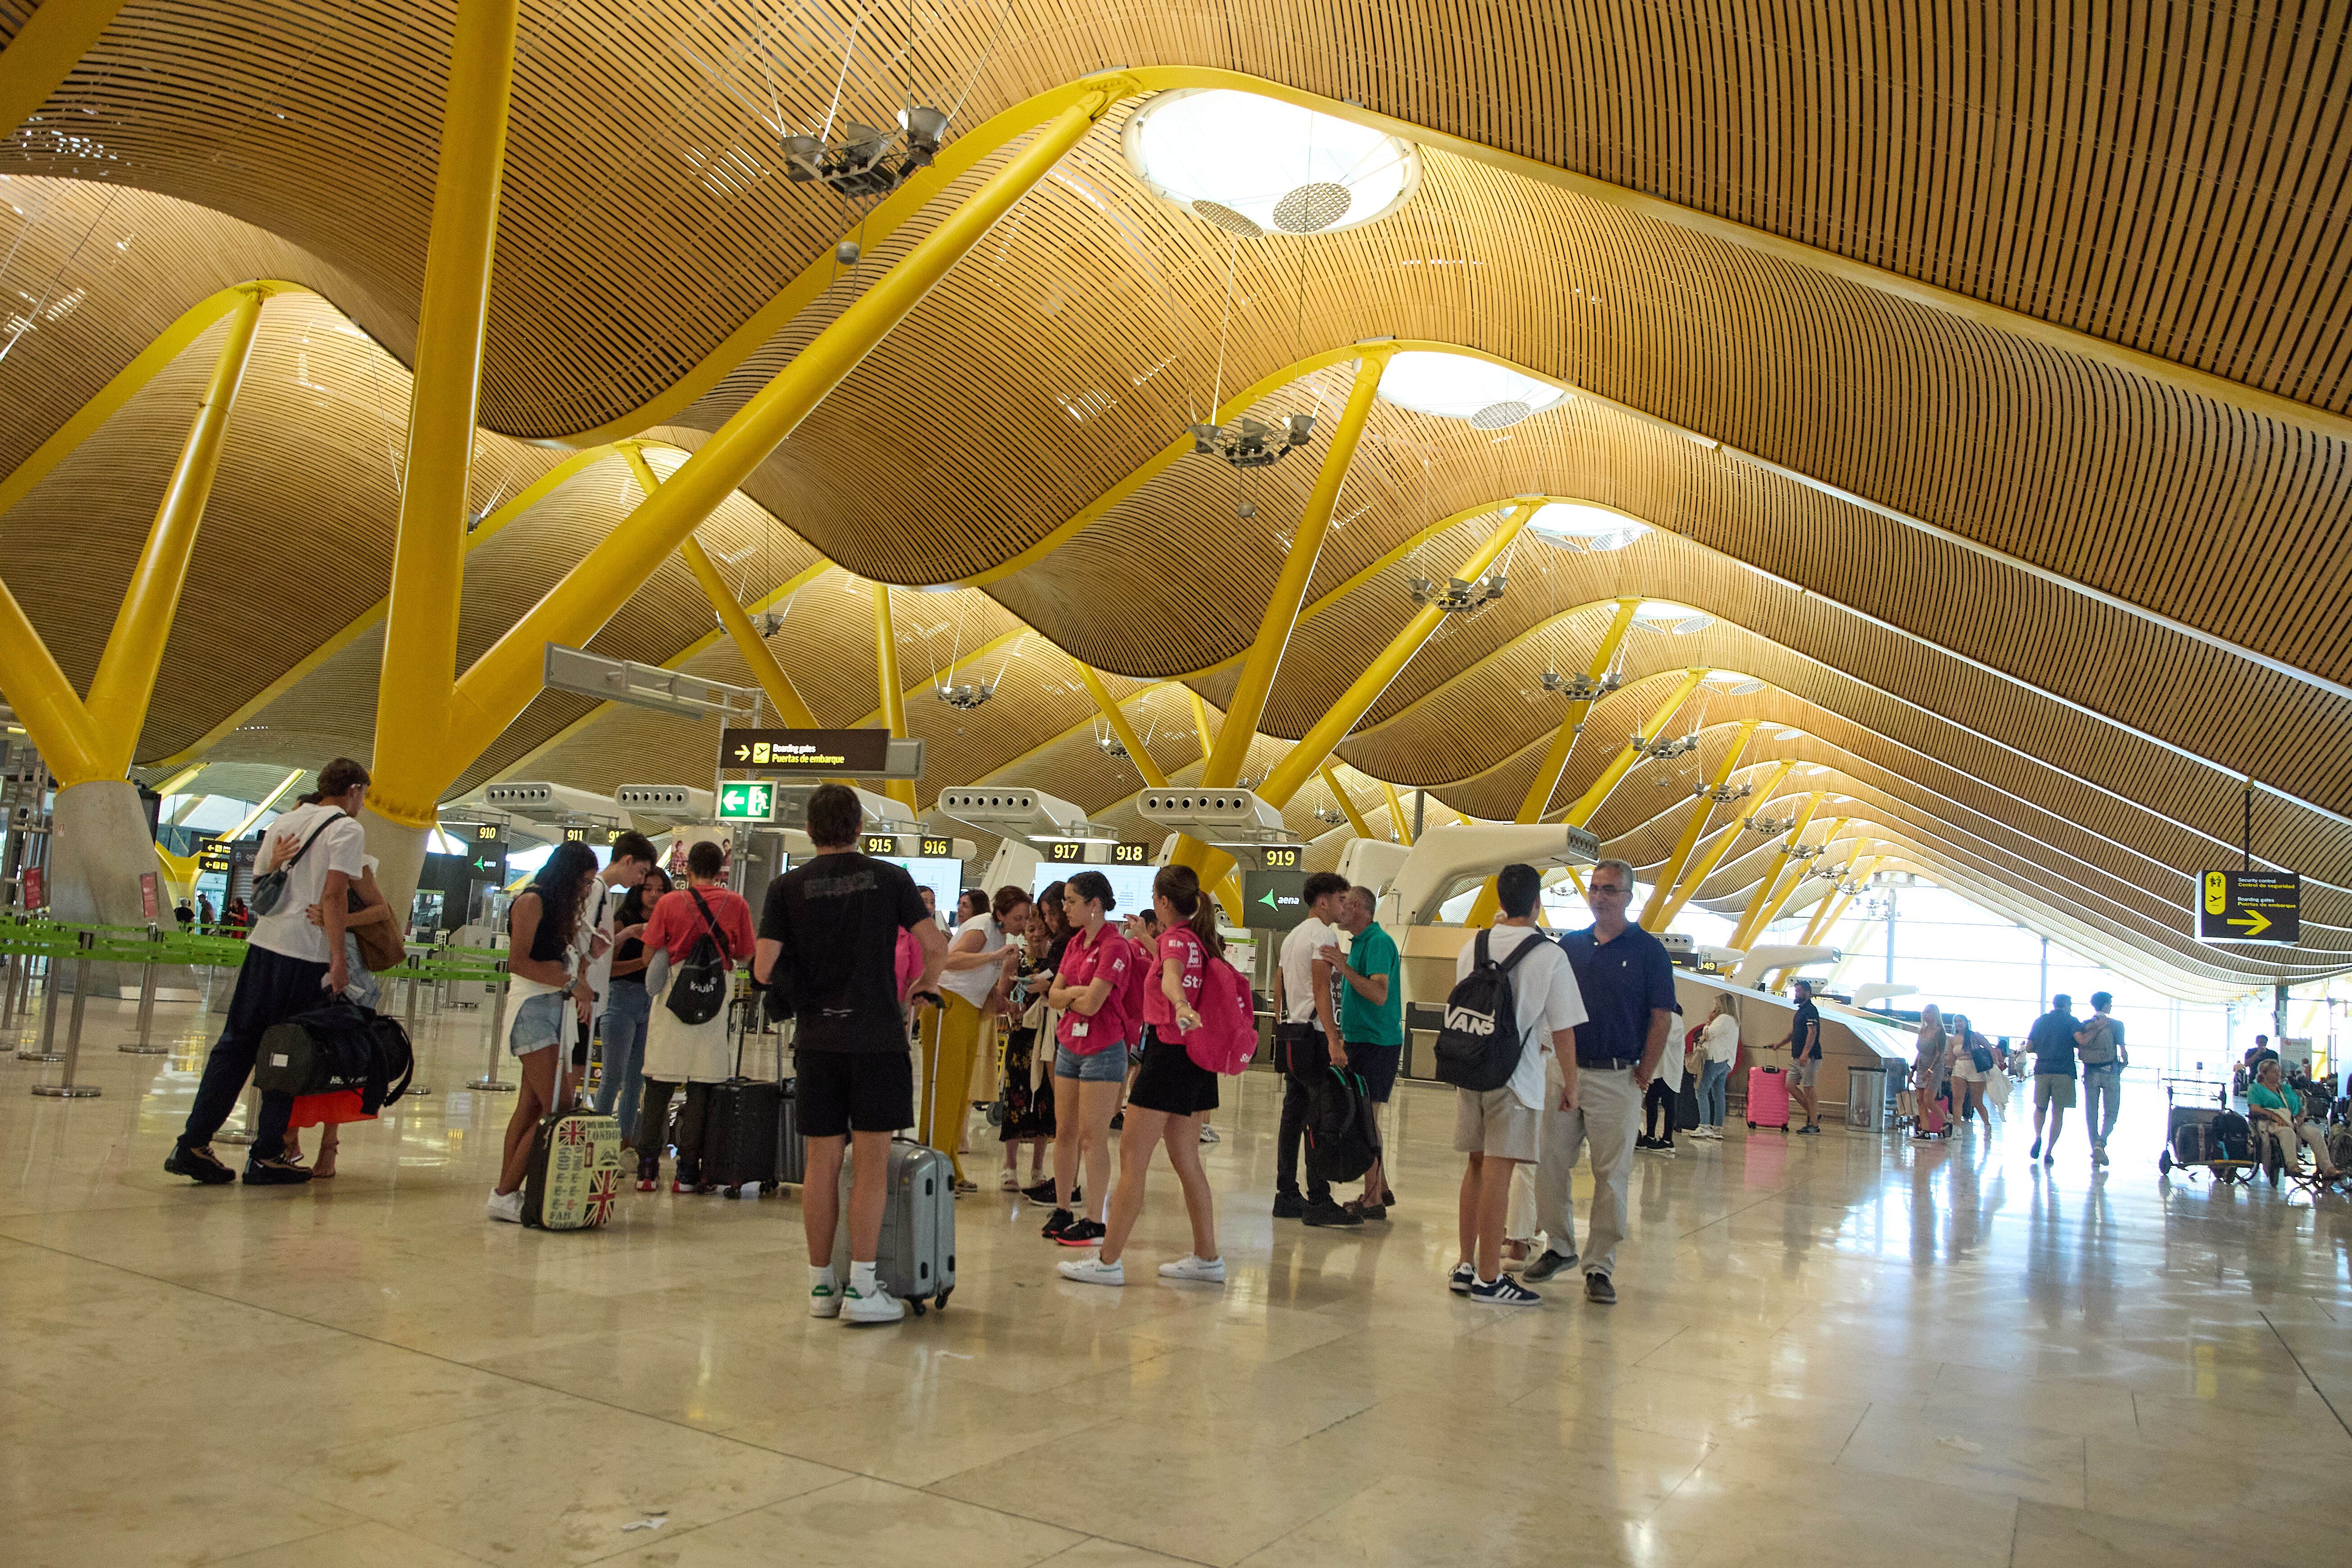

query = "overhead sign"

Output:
[[1243, 868, 1308, 931], [1043, 840, 1089, 864], [1111, 842, 1152, 865], [723, 728, 893, 773], [717, 782, 776, 822], [1259, 846, 1301, 870], [863, 834, 957, 859], [2198, 870, 2300, 943]]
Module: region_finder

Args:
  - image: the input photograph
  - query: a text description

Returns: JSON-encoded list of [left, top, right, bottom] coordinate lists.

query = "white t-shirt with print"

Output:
[[1455, 923, 1587, 1112], [1279, 916, 1339, 1025], [248, 802, 367, 964]]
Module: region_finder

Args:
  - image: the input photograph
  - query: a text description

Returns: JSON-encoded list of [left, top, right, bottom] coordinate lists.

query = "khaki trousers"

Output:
[[1533, 1062, 1640, 1279]]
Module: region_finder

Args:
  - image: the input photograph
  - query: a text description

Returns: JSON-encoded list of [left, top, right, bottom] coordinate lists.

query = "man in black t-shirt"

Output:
[[1772, 980, 1825, 1133], [756, 784, 947, 1325]]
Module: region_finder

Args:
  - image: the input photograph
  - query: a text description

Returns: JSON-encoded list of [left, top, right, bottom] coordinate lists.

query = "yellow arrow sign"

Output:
[[2227, 907, 2272, 938]]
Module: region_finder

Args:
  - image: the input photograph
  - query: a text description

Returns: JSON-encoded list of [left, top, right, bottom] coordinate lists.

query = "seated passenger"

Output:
[[2248, 1058, 2339, 1184]]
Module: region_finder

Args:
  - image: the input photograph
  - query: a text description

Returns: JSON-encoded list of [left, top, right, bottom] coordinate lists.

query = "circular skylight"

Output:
[[1123, 90, 1418, 238], [1702, 670, 1766, 696], [1525, 500, 1649, 554], [1376, 351, 1569, 426], [1632, 600, 1714, 636]]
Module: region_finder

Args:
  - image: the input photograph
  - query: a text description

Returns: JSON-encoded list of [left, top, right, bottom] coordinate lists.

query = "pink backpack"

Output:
[[894, 926, 924, 1002], [1168, 952, 1259, 1075]]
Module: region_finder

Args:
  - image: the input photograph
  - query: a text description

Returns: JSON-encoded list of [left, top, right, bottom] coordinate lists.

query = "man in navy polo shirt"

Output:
[[1524, 858, 1678, 1304]]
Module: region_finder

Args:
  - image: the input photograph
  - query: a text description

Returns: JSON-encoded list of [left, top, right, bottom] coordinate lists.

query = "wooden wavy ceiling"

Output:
[[0, 2, 2346, 997]]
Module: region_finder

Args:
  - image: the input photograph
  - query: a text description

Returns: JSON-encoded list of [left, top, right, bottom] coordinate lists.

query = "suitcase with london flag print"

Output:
[[523, 1015, 625, 1230], [1745, 1065, 1791, 1131]]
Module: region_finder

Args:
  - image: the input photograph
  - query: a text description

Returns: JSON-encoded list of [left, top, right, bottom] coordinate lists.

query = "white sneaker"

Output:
[[1158, 1254, 1226, 1283], [1058, 1255, 1126, 1287], [1197, 1125, 1221, 1144], [841, 1282, 907, 1324], [486, 1189, 524, 1224], [808, 1282, 842, 1319]]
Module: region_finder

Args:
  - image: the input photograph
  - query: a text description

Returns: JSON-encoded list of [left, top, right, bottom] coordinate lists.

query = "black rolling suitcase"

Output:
[[705, 1006, 781, 1197], [776, 1075, 806, 1184]]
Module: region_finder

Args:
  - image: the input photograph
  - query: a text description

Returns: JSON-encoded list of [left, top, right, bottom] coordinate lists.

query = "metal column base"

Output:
[[118, 1041, 170, 1055], [15, 1047, 62, 1062], [214, 1128, 257, 1145], [31, 1083, 101, 1098], [467, 1076, 517, 1092]]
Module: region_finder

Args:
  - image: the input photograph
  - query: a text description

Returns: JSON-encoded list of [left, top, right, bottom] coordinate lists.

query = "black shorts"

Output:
[[795, 1048, 913, 1137], [1127, 1032, 1219, 1117], [1345, 1041, 1400, 1103]]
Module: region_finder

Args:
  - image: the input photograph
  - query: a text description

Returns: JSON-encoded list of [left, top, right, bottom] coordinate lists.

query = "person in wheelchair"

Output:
[[2248, 1057, 2340, 1186]]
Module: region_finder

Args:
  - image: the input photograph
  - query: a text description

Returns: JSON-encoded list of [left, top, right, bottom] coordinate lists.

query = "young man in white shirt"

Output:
[[166, 757, 371, 1187], [1450, 863, 1587, 1305], [1272, 871, 1358, 1227]]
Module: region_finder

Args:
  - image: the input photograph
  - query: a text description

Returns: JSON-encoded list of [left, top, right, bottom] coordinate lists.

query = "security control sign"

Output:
[[717, 782, 776, 822], [1243, 868, 1308, 931], [722, 728, 891, 773], [2198, 870, 2300, 943]]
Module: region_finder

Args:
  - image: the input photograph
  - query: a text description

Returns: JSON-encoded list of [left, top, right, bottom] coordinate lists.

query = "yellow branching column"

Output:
[[1730, 792, 1824, 950], [871, 584, 920, 815], [1075, 663, 1166, 789], [364, 0, 524, 904], [1639, 719, 1759, 929], [1652, 759, 1799, 930], [1320, 762, 1373, 838]]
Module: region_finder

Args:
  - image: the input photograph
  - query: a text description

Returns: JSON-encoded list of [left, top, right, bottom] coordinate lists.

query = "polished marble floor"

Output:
[[3, 992, 2348, 1567]]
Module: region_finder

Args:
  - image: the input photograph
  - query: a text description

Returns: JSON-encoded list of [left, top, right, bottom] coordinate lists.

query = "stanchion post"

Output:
[[0, 924, 18, 1033], [19, 934, 62, 1061], [120, 924, 166, 1054], [215, 1083, 259, 1144], [468, 961, 513, 1091], [402, 952, 432, 1097], [32, 930, 101, 1098]]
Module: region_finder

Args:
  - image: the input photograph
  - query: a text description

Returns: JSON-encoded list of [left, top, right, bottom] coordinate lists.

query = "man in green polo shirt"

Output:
[[1322, 885, 1403, 1218]]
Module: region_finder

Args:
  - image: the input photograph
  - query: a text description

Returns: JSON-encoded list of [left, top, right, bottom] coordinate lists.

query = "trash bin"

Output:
[[1847, 1063, 1889, 1130]]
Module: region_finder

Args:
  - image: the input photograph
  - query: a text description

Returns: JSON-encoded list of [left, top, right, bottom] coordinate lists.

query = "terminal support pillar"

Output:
[[1798, 837, 1871, 947], [364, 0, 524, 903], [1653, 759, 1798, 930], [1253, 502, 1532, 813], [1319, 762, 1373, 838], [1075, 663, 1167, 789], [1380, 780, 1413, 846], [1172, 344, 1394, 875], [1730, 792, 1823, 951], [1751, 816, 1845, 965], [435, 85, 1131, 800], [869, 584, 920, 815], [1639, 719, 1760, 929], [0, 1, 130, 134]]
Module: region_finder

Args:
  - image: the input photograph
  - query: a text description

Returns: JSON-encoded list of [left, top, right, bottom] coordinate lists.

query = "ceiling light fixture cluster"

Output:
[[934, 679, 996, 711], [781, 105, 948, 199], [1409, 571, 1507, 614], [1744, 812, 1796, 836], [1695, 779, 1755, 803], [1189, 410, 1317, 468], [1541, 669, 1622, 701], [1632, 730, 1702, 761]]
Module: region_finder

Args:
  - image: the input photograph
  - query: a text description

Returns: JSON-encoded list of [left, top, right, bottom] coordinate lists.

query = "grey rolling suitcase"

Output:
[[830, 1136, 956, 1314]]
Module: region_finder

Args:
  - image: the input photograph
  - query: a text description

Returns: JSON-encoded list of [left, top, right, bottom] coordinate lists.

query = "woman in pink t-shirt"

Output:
[[1040, 871, 1137, 1248], [1057, 864, 1226, 1287]]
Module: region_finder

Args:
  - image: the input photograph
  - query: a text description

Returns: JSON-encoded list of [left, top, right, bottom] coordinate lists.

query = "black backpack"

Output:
[[2211, 1108, 2253, 1164], [665, 888, 729, 1026], [1432, 929, 1543, 1092]]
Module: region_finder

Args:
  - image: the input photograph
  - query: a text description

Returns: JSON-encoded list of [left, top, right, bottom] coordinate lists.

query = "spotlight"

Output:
[[1410, 573, 1507, 614], [781, 106, 951, 199], [1541, 669, 1622, 701], [935, 680, 996, 711], [1631, 730, 1701, 761], [1189, 412, 1316, 470]]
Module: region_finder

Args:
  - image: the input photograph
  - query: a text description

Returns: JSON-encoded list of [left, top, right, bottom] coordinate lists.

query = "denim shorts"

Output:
[[1054, 1042, 1128, 1083], [509, 992, 570, 1057]]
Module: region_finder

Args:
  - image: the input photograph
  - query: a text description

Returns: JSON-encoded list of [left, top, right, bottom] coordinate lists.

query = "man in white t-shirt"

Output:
[[167, 757, 372, 1187], [1273, 871, 1358, 1227], [1449, 863, 1587, 1304]]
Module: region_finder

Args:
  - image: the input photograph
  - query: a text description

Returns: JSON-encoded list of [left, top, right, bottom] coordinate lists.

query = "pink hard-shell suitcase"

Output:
[[1746, 1065, 1791, 1130]]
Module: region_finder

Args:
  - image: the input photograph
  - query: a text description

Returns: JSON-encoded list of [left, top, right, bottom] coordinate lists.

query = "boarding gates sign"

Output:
[[722, 728, 892, 773], [2197, 870, 2299, 943]]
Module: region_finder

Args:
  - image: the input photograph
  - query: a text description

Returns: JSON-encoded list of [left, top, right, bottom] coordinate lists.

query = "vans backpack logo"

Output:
[[1442, 1006, 1498, 1036]]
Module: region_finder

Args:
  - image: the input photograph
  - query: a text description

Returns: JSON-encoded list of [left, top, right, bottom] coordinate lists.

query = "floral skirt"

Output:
[[999, 1026, 1055, 1142]]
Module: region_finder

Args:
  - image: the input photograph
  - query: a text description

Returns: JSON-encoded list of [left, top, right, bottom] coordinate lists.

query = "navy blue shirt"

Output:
[[1557, 923, 1678, 1066]]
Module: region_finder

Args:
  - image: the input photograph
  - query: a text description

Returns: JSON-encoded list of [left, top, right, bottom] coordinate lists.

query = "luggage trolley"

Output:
[[2156, 1076, 2260, 1185]]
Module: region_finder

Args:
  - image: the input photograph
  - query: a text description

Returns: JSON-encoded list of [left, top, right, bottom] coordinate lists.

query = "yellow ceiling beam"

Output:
[[1320, 762, 1373, 839], [1380, 779, 1414, 846], [870, 584, 918, 814], [1639, 719, 1760, 929], [367, 0, 525, 828], [1074, 661, 1166, 789], [1799, 838, 1873, 947], [1730, 792, 1824, 950], [0, 1, 130, 138], [1753, 816, 1845, 940], [1653, 761, 1799, 930]]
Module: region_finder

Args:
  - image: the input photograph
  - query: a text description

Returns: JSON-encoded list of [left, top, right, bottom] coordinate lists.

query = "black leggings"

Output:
[[1644, 1077, 1677, 1141], [637, 1080, 711, 1174]]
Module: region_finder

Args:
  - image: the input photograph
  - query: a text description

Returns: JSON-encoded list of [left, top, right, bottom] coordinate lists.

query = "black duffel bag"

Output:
[[254, 1003, 414, 1114], [1305, 1067, 1383, 1185]]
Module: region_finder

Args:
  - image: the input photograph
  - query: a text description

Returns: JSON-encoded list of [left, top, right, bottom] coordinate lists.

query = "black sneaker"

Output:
[[1041, 1207, 1074, 1242], [1634, 1134, 1657, 1151], [1522, 1247, 1578, 1282], [1021, 1178, 1058, 1205], [1108, 1111, 1125, 1131], [242, 1154, 313, 1186], [1447, 1262, 1475, 1295], [1057, 1216, 1105, 1248], [1468, 1273, 1542, 1305], [164, 1144, 236, 1186], [1302, 1199, 1363, 1228], [1584, 1273, 1617, 1305], [1797, 1123, 1821, 1136], [1271, 1192, 1305, 1219], [2028, 1137, 2042, 1159]]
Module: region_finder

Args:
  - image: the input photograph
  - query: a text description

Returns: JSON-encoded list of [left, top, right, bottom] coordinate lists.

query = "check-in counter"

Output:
[[1669, 971, 1913, 1111]]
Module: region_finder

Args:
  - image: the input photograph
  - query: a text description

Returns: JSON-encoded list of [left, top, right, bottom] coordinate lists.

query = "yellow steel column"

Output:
[[0, 0, 129, 134], [1639, 719, 1759, 929], [1185, 687, 1216, 762], [1319, 761, 1372, 838], [1753, 816, 1844, 942], [82, 286, 265, 772], [441, 86, 1132, 779], [1380, 779, 1414, 845], [1653, 759, 1798, 930], [0, 581, 104, 783], [1799, 837, 1872, 947], [368, 0, 523, 827], [622, 443, 820, 729], [1174, 343, 1394, 871], [1515, 597, 1640, 824], [1075, 663, 1166, 789], [1561, 668, 1709, 827], [871, 584, 919, 814], [1730, 792, 1822, 950], [1253, 500, 1530, 810]]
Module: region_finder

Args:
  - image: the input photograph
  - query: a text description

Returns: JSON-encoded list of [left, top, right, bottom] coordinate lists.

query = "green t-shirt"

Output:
[[2249, 1082, 2302, 1119], [1338, 921, 1404, 1047]]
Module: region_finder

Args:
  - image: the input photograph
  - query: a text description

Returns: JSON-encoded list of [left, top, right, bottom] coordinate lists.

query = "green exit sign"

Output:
[[718, 782, 776, 821]]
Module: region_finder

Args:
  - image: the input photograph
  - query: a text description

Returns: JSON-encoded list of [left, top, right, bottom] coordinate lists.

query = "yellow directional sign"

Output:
[[2198, 870, 2299, 943]]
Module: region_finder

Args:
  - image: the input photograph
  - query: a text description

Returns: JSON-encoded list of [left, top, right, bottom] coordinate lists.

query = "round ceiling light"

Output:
[[1632, 600, 1714, 636], [1124, 90, 1418, 238], [1525, 500, 1649, 554], [1376, 350, 1569, 425], [1703, 670, 1767, 696]]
